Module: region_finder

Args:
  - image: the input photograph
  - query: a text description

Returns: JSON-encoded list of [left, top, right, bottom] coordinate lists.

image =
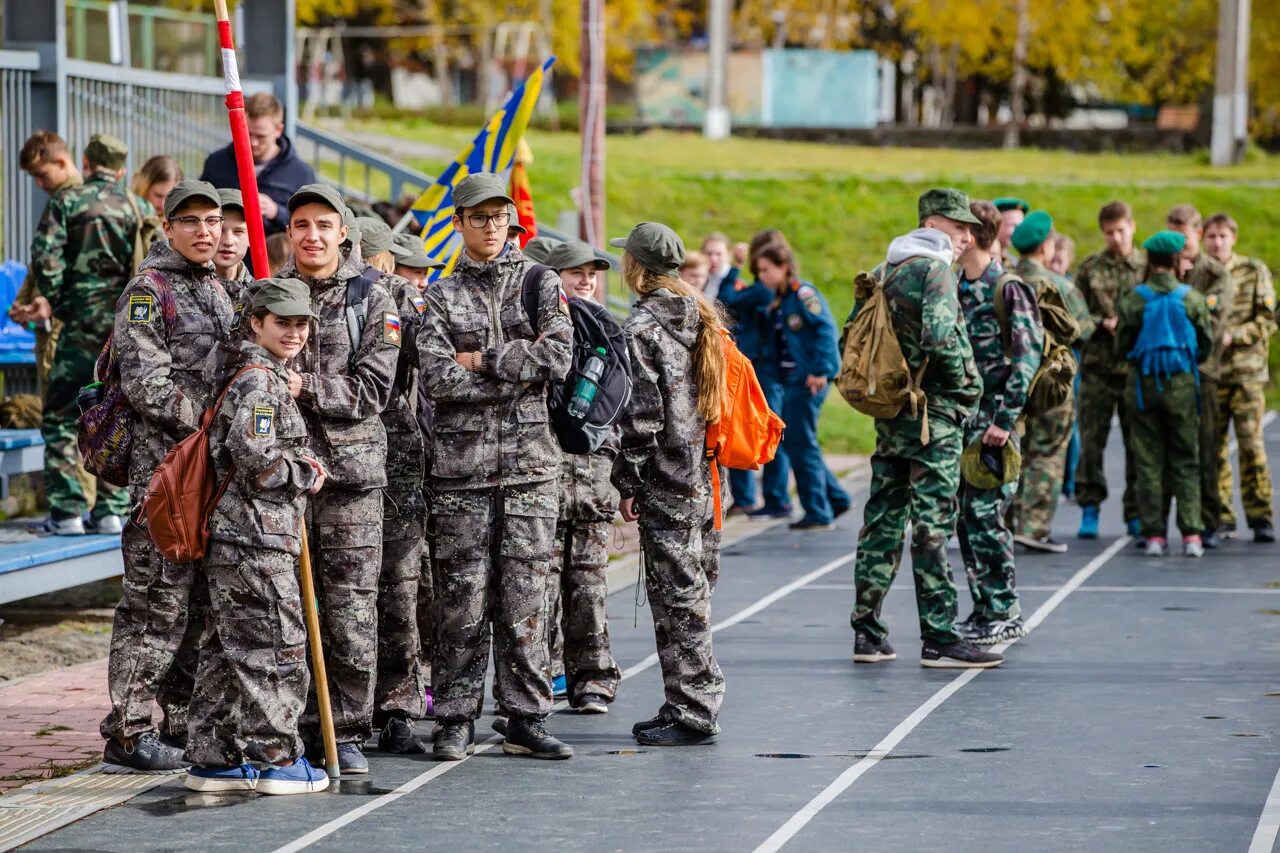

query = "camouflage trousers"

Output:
[[185, 544, 308, 768], [1161, 379, 1223, 532], [429, 481, 557, 722], [1217, 382, 1274, 528], [641, 517, 724, 734], [852, 416, 963, 646], [374, 488, 426, 724], [1015, 395, 1075, 540], [42, 340, 130, 521], [547, 520, 621, 705], [1076, 370, 1139, 522], [301, 487, 383, 745], [100, 519, 205, 742], [417, 483, 435, 689], [1127, 374, 1202, 538], [959, 432, 1021, 622]]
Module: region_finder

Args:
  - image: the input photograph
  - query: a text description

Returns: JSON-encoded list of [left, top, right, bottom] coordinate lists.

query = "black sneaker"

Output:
[[1254, 522, 1276, 544], [788, 519, 835, 532], [967, 617, 1027, 646], [920, 640, 1004, 669], [575, 693, 609, 714], [433, 721, 476, 761], [852, 630, 897, 663], [103, 731, 189, 775], [490, 716, 508, 736], [502, 717, 573, 760], [1014, 534, 1068, 554], [377, 716, 427, 754], [747, 505, 793, 520], [635, 721, 718, 747], [1202, 528, 1222, 550], [632, 714, 666, 736], [833, 504, 852, 520]]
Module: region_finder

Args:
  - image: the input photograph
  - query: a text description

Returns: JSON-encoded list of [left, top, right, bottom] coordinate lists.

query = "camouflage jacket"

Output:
[[1221, 254, 1278, 385], [561, 431, 621, 523], [221, 262, 253, 307], [115, 241, 233, 491], [208, 341, 317, 556], [418, 246, 572, 491], [612, 289, 714, 528], [1116, 271, 1215, 384], [382, 272, 426, 492], [1076, 247, 1146, 375], [1015, 257, 1095, 346], [1183, 251, 1235, 381], [959, 259, 1042, 432], [32, 168, 152, 346], [279, 247, 400, 491]]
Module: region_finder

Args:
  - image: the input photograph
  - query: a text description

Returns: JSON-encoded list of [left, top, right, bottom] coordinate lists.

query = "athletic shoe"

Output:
[[920, 640, 1004, 669], [1127, 518, 1142, 537], [257, 758, 329, 795], [103, 731, 189, 774], [1078, 506, 1099, 539], [336, 743, 368, 775], [377, 716, 426, 754], [89, 514, 124, 535], [552, 674, 568, 699], [788, 519, 835, 532], [853, 630, 897, 663], [490, 716, 508, 736], [184, 763, 259, 792], [1184, 536, 1205, 558], [832, 504, 852, 520], [747, 505, 793, 520], [1014, 534, 1068, 554], [1254, 522, 1277, 544], [636, 721, 718, 747], [968, 616, 1027, 646], [576, 693, 609, 714], [502, 718, 573, 759], [28, 515, 85, 536], [631, 715, 666, 736], [1144, 537, 1168, 557], [433, 721, 476, 761], [724, 504, 754, 519], [1202, 528, 1221, 550], [1218, 524, 1238, 540]]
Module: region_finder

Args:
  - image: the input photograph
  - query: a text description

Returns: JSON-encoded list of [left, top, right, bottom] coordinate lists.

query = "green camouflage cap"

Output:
[[960, 437, 1022, 490], [548, 239, 611, 272], [609, 222, 685, 278], [918, 188, 981, 225], [393, 233, 446, 270], [355, 216, 409, 259], [1011, 210, 1054, 254], [1142, 230, 1186, 255], [507, 203, 527, 236], [163, 179, 222, 220], [994, 197, 1030, 214], [250, 277, 319, 319], [288, 183, 346, 215], [85, 133, 128, 170], [453, 172, 514, 210], [217, 188, 245, 214], [522, 235, 564, 264]]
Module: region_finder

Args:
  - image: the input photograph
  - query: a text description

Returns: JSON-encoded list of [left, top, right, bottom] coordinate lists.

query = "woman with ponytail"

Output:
[[610, 222, 727, 747]]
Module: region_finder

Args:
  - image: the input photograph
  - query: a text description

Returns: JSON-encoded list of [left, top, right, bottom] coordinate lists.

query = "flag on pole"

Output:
[[510, 138, 537, 247], [409, 57, 556, 281]]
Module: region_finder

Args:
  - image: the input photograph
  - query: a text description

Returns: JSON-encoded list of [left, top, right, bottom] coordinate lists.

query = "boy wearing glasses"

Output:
[[102, 179, 236, 773]]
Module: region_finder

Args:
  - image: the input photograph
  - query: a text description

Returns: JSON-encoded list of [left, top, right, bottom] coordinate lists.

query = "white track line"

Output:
[[753, 535, 1132, 853], [1249, 764, 1280, 853], [804, 584, 1280, 595]]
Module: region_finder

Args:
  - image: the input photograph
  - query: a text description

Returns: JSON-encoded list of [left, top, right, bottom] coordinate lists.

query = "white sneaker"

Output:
[[28, 516, 86, 536], [91, 515, 124, 535], [1184, 537, 1205, 559], [1144, 537, 1167, 557]]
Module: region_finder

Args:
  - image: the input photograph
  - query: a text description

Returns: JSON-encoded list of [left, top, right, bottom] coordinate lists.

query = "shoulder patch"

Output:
[[230, 302, 245, 331], [252, 406, 274, 437], [803, 296, 823, 316], [797, 284, 816, 299], [787, 313, 804, 331], [1206, 293, 1219, 310], [128, 295, 153, 323], [410, 294, 426, 314], [383, 312, 402, 346]]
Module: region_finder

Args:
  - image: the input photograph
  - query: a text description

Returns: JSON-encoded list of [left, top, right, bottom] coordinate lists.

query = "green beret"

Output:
[[994, 197, 1030, 214], [1142, 230, 1186, 255], [1011, 210, 1054, 254], [85, 134, 128, 170], [960, 437, 1022, 490], [918, 188, 980, 225]]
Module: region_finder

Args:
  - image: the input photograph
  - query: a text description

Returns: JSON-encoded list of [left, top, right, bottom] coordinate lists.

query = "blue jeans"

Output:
[[781, 382, 849, 525], [729, 374, 791, 511], [1063, 350, 1083, 495]]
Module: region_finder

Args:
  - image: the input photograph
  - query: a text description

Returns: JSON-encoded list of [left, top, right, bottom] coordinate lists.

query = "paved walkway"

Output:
[[0, 660, 107, 794]]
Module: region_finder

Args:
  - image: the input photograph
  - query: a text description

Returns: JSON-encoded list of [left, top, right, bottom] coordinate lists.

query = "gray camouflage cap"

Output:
[[164, 180, 222, 220], [288, 183, 346, 215], [453, 172, 513, 210], [522, 235, 563, 264], [355, 216, 409, 258], [548, 240, 611, 272], [610, 222, 685, 278], [393, 233, 446, 270], [250, 277, 318, 319]]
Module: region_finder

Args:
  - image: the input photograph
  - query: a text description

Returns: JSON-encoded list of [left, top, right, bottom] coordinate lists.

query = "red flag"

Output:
[[510, 141, 537, 247]]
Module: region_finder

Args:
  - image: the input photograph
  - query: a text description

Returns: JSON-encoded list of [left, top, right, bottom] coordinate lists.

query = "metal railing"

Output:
[[296, 122, 433, 205], [0, 50, 39, 261]]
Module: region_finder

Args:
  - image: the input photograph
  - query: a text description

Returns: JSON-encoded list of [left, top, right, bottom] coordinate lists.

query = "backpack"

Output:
[[836, 260, 930, 443], [141, 365, 271, 563], [124, 192, 162, 278], [344, 266, 383, 371], [77, 271, 178, 487], [992, 272, 1080, 417], [1126, 283, 1199, 411], [520, 264, 634, 455]]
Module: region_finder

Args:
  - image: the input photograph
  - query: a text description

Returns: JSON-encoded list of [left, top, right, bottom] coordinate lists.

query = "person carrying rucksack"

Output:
[[1117, 231, 1215, 558]]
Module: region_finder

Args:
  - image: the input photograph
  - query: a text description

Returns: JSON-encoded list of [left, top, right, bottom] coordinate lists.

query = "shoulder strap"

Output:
[[345, 268, 379, 371], [208, 364, 275, 426], [879, 255, 929, 289], [1173, 283, 1191, 302], [992, 271, 1021, 356], [520, 263, 551, 334], [142, 269, 179, 335]]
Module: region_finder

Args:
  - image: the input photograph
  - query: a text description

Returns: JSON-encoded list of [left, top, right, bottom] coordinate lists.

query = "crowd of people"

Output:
[[7, 99, 1276, 796]]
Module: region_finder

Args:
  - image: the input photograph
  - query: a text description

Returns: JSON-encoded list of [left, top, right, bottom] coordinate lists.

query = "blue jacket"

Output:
[[717, 269, 772, 363], [768, 280, 841, 384], [199, 134, 317, 234]]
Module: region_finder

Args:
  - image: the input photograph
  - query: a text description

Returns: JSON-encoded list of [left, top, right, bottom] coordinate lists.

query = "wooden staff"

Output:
[[299, 521, 340, 779]]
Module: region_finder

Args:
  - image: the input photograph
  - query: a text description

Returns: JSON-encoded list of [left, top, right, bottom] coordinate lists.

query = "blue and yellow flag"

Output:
[[408, 56, 556, 282]]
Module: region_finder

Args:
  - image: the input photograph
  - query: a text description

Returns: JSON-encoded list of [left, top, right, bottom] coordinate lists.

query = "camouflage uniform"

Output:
[[185, 341, 318, 768], [221, 262, 253, 307], [418, 247, 572, 724], [1217, 255, 1278, 528], [848, 247, 983, 646], [1075, 248, 1146, 522], [31, 168, 144, 524], [100, 241, 233, 744], [1014, 258, 1095, 539], [1117, 271, 1215, 538], [958, 260, 1041, 621], [279, 247, 401, 745], [21, 172, 81, 395], [613, 289, 724, 734]]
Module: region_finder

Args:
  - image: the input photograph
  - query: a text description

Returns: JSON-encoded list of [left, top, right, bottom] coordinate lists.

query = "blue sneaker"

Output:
[[1126, 518, 1141, 537], [184, 763, 259, 793], [1078, 506, 1100, 540], [257, 757, 329, 795], [552, 674, 568, 699]]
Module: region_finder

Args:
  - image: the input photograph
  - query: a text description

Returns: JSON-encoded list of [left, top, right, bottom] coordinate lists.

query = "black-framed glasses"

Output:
[[462, 211, 510, 230], [172, 215, 224, 232]]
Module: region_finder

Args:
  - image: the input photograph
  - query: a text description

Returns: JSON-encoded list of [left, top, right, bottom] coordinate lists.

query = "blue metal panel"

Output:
[[762, 49, 880, 129]]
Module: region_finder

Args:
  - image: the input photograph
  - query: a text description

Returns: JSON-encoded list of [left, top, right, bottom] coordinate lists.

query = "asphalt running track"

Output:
[[22, 414, 1280, 852]]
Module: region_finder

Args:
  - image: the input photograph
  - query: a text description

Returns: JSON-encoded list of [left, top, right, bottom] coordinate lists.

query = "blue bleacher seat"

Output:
[[0, 534, 122, 604]]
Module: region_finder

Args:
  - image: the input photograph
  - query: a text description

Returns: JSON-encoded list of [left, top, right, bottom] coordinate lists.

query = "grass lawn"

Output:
[[347, 121, 1280, 453]]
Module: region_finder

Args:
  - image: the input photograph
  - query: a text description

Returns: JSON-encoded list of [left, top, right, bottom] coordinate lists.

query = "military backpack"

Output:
[[992, 272, 1080, 417]]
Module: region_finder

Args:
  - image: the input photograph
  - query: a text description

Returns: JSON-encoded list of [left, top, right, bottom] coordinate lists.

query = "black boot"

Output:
[[502, 717, 573, 760], [432, 721, 475, 761], [635, 721, 718, 747], [631, 713, 667, 736]]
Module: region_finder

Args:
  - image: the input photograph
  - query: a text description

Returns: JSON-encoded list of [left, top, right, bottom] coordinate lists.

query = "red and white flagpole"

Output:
[[213, 0, 269, 277]]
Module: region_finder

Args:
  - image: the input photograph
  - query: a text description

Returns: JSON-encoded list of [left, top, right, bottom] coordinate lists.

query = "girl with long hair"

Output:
[[131, 155, 183, 214]]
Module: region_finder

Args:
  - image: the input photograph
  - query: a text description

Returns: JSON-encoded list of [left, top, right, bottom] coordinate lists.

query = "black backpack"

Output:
[[521, 263, 633, 454]]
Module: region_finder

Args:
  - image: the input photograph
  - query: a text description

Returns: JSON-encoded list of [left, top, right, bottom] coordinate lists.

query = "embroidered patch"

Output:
[[252, 406, 274, 437], [1206, 294, 1219, 310], [559, 289, 571, 315], [803, 297, 823, 316], [230, 302, 245, 331], [787, 313, 804, 331], [128, 295, 153, 323], [797, 284, 817, 300], [383, 312, 402, 346], [410, 294, 426, 314]]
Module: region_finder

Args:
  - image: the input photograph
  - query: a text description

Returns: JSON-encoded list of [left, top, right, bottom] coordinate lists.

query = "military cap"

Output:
[[216, 188, 244, 214], [84, 134, 128, 170], [994, 197, 1030, 214], [1011, 210, 1054, 254], [548, 240, 612, 272], [287, 183, 346, 215], [610, 222, 685, 278], [522, 235, 564, 264], [918, 188, 981, 225], [1142, 230, 1186, 255], [507, 204, 528, 236], [393, 233, 446, 270], [355, 216, 409, 259], [163, 179, 222, 220], [453, 172, 514, 210], [960, 437, 1022, 490], [250, 277, 319, 319], [341, 206, 361, 247]]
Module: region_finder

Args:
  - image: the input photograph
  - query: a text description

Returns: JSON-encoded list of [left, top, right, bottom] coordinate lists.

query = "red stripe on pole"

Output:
[[217, 19, 233, 50], [215, 16, 269, 276]]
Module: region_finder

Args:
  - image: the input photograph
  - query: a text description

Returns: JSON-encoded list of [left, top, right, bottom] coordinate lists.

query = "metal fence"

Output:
[[0, 50, 39, 262]]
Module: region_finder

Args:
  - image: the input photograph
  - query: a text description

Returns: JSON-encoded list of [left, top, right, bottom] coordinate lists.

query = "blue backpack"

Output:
[[1126, 283, 1198, 410]]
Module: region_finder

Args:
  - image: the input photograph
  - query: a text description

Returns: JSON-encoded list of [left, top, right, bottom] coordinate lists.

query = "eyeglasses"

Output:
[[462, 211, 510, 230], [171, 215, 225, 232]]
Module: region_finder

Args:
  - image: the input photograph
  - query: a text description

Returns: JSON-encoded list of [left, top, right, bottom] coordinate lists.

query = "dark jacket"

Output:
[[717, 273, 772, 364], [766, 279, 841, 384], [199, 134, 317, 234]]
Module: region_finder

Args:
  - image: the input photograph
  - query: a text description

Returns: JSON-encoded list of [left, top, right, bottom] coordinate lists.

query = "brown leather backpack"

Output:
[[142, 365, 270, 563]]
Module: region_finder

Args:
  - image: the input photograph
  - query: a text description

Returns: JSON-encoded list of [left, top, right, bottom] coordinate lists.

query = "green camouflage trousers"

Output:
[[851, 416, 962, 646], [1127, 373, 1202, 538], [1015, 395, 1075, 540], [1161, 378, 1222, 532], [1217, 383, 1274, 528], [959, 431, 1021, 622], [1076, 370, 1138, 522]]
